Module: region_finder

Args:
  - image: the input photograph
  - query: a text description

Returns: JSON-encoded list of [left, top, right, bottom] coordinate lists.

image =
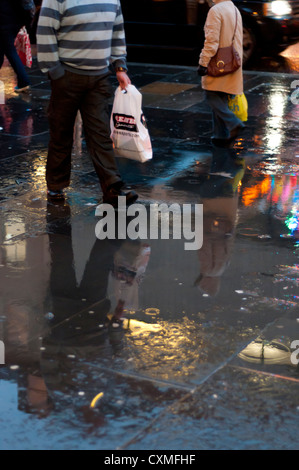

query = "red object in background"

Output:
[[14, 27, 32, 68]]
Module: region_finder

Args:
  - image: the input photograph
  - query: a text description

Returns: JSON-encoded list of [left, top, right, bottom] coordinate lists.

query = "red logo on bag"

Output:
[[113, 114, 138, 132], [141, 114, 148, 129]]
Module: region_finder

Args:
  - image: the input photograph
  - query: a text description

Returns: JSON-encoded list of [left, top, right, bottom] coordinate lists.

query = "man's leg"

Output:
[[47, 72, 82, 191], [79, 73, 123, 194]]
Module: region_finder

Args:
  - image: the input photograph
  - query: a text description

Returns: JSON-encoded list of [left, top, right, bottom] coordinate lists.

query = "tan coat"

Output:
[[199, 0, 243, 95]]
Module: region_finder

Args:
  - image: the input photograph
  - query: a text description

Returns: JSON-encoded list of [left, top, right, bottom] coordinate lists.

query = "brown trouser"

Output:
[[47, 70, 122, 193]]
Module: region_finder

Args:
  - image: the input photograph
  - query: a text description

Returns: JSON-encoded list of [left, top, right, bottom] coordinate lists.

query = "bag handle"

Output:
[[232, 7, 238, 43]]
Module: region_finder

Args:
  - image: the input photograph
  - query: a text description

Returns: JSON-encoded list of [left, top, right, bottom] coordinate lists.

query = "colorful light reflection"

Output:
[[284, 208, 299, 237], [241, 174, 299, 239]]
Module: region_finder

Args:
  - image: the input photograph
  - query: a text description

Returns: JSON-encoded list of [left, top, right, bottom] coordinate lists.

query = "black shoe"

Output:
[[103, 185, 138, 208], [47, 189, 65, 200]]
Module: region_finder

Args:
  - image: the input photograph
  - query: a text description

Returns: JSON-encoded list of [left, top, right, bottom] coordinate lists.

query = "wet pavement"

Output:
[[0, 58, 299, 451], [251, 43, 299, 74]]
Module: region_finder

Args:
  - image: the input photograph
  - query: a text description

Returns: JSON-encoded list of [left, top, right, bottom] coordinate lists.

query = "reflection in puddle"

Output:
[[0, 140, 298, 446], [1, 50, 299, 448], [264, 91, 286, 154], [240, 174, 299, 240]]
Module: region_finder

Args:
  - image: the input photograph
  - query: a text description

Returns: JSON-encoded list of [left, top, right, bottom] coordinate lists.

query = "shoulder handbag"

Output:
[[207, 7, 241, 78]]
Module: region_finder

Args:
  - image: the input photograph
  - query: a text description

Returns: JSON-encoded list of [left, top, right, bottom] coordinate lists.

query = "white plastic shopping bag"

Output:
[[110, 84, 153, 163]]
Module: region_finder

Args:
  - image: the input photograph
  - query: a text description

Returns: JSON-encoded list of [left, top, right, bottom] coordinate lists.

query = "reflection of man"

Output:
[[38, 202, 122, 413], [37, 0, 138, 206], [45, 202, 121, 344], [195, 146, 245, 296], [39, 202, 151, 410]]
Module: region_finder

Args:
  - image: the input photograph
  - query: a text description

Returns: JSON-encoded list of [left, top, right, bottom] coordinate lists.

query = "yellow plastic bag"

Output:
[[228, 93, 248, 122]]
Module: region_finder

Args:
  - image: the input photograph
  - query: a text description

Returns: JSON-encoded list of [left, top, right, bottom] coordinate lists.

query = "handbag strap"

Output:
[[232, 7, 238, 43]]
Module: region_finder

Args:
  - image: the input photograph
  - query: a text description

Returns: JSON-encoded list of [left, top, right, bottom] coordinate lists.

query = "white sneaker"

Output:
[[238, 338, 292, 365]]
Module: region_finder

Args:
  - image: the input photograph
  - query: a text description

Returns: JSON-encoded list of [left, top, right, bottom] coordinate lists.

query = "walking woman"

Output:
[[0, 0, 35, 93], [198, 0, 245, 145]]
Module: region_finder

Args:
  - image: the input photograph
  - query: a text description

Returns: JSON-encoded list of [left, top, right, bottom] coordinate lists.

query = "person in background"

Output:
[[36, 0, 138, 205], [198, 0, 245, 146], [0, 0, 36, 93], [28, 0, 43, 45]]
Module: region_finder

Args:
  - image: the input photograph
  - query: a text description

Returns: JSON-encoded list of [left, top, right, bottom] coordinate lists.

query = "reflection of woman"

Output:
[[198, 0, 245, 145], [195, 147, 245, 296]]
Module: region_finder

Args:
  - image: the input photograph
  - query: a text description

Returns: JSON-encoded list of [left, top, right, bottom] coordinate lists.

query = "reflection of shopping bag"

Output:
[[228, 93, 248, 122], [109, 242, 151, 311], [110, 84, 152, 163], [14, 27, 32, 68]]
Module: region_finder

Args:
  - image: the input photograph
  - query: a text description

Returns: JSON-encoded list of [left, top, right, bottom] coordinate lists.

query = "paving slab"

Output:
[[0, 60, 298, 451]]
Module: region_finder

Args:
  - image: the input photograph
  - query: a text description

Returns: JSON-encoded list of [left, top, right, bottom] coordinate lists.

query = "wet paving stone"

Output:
[[0, 60, 299, 450], [126, 366, 299, 450]]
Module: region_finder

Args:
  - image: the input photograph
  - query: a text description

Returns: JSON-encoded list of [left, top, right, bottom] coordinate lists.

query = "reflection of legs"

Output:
[[46, 202, 85, 334], [49, 233, 77, 304], [206, 91, 244, 138], [80, 238, 121, 311], [80, 75, 122, 194], [0, 30, 30, 88], [47, 205, 79, 325], [46, 215, 107, 345]]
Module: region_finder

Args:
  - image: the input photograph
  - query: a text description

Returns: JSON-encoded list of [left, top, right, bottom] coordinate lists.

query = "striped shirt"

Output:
[[37, 0, 127, 79]]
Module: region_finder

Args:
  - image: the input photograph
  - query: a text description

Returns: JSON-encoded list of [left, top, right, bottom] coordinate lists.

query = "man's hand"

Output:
[[116, 71, 131, 90]]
